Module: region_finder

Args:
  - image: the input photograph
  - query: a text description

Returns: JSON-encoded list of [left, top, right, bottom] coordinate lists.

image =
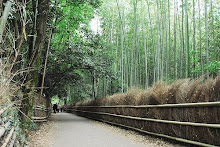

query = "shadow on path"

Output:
[[51, 113, 88, 123]]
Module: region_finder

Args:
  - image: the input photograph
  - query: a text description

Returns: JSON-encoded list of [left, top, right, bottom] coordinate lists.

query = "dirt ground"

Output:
[[27, 120, 57, 147]]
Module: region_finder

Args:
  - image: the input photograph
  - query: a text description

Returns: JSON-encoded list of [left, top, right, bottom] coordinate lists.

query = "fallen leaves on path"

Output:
[[26, 120, 57, 147]]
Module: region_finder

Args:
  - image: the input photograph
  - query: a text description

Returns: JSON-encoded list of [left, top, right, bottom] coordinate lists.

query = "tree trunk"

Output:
[[116, 0, 124, 92], [22, 0, 49, 123], [185, 0, 190, 78], [174, 0, 177, 80], [142, 14, 148, 88], [92, 72, 95, 99], [192, 0, 196, 78], [168, 0, 171, 80], [130, 0, 137, 87], [205, 0, 209, 78], [198, 0, 203, 76]]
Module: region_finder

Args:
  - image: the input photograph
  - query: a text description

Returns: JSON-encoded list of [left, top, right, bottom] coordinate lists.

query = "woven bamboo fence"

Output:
[[68, 101, 220, 147], [32, 106, 51, 123], [0, 105, 18, 147]]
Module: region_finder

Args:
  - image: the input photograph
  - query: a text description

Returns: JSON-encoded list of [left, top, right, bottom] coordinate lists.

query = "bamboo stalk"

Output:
[[0, 127, 6, 138], [33, 107, 47, 111], [39, 28, 53, 101], [0, 0, 14, 43], [32, 116, 48, 123], [2, 127, 15, 147], [33, 106, 51, 111], [9, 132, 16, 147], [33, 119, 48, 123], [0, 106, 8, 116], [32, 116, 47, 120]]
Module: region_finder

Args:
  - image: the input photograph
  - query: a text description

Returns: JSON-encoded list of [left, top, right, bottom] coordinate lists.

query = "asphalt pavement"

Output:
[[51, 113, 146, 147]]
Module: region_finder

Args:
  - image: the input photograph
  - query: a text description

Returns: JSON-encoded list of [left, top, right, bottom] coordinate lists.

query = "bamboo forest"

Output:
[[0, 0, 219, 146], [97, 0, 219, 95]]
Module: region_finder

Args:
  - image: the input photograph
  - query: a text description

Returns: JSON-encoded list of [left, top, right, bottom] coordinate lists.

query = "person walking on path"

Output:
[[53, 103, 58, 113]]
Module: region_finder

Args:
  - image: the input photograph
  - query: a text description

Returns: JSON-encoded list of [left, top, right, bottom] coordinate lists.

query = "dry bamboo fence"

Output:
[[0, 106, 18, 147], [32, 106, 51, 123], [0, 105, 51, 146], [68, 101, 220, 147]]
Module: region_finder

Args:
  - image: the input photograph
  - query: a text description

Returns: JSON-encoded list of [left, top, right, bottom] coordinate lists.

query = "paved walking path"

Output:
[[51, 113, 146, 147]]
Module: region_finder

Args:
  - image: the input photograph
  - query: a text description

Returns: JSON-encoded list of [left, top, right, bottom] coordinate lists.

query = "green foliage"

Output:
[[191, 61, 219, 76], [30, 122, 38, 131], [45, 29, 116, 102], [51, 95, 64, 105], [46, 0, 219, 104], [68, 83, 92, 103], [206, 61, 220, 75]]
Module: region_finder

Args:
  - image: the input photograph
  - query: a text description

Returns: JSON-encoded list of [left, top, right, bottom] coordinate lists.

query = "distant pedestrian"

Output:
[[57, 104, 59, 113], [53, 104, 57, 113]]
